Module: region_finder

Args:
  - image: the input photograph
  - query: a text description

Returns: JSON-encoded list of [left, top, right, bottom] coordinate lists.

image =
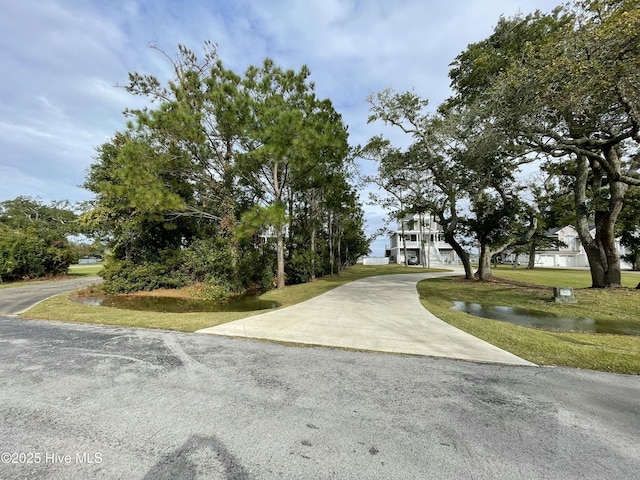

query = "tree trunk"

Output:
[[574, 154, 626, 287], [310, 189, 317, 281], [329, 212, 334, 275], [439, 195, 474, 279], [476, 212, 537, 281], [527, 243, 536, 269], [600, 146, 627, 286], [337, 215, 342, 274], [276, 228, 285, 289], [272, 163, 286, 289], [477, 243, 493, 280], [310, 222, 316, 281], [575, 168, 609, 288], [436, 203, 473, 279], [443, 228, 473, 280]]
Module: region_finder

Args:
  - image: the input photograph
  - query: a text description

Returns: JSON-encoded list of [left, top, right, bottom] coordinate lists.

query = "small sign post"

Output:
[[553, 287, 577, 303]]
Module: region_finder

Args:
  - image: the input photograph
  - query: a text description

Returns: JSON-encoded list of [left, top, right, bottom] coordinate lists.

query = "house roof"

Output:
[[545, 223, 597, 238]]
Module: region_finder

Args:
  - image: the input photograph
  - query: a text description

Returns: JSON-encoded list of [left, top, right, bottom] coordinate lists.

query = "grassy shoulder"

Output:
[[0, 278, 50, 290], [417, 268, 640, 374], [21, 264, 444, 332]]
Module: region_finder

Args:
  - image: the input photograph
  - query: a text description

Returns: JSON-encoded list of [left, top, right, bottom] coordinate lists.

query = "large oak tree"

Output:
[[448, 0, 640, 286]]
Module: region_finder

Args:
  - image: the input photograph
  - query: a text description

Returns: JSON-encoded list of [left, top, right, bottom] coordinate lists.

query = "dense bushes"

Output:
[[99, 256, 188, 294], [0, 227, 74, 282], [99, 237, 277, 295], [0, 197, 77, 283], [178, 237, 239, 287], [286, 249, 321, 284]]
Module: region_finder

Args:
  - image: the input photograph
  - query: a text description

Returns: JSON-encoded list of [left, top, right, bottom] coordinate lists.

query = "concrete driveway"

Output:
[[198, 271, 534, 366], [0, 277, 101, 315]]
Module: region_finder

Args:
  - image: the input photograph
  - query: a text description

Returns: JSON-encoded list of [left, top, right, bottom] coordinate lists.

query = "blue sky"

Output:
[[1, 0, 560, 254]]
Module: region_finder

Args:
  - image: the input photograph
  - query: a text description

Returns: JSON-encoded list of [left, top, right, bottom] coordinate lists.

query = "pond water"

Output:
[[80, 295, 280, 313], [451, 301, 640, 336]]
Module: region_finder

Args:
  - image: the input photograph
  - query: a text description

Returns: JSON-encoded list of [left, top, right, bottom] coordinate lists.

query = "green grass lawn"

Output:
[[418, 268, 640, 374], [484, 265, 639, 288], [68, 263, 104, 276], [21, 264, 442, 332]]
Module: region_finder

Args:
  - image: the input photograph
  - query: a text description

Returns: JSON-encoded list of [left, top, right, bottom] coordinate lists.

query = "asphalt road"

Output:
[[1, 318, 638, 479], [0, 277, 102, 315]]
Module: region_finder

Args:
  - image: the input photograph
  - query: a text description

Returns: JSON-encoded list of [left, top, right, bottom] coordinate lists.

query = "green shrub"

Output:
[[237, 245, 276, 291], [97, 236, 285, 295], [100, 256, 188, 294], [178, 237, 239, 288], [0, 227, 73, 282], [286, 249, 321, 285], [190, 281, 235, 302], [101, 237, 249, 295]]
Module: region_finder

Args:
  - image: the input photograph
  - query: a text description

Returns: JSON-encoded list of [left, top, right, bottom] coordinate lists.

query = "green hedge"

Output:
[[0, 228, 73, 282]]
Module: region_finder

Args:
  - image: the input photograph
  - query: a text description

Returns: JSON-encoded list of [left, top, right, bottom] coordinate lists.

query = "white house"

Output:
[[533, 225, 631, 269], [384, 214, 457, 266], [534, 225, 586, 267]]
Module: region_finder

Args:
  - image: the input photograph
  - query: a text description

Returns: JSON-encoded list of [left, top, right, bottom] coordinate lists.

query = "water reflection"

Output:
[[79, 295, 279, 313], [451, 301, 639, 336]]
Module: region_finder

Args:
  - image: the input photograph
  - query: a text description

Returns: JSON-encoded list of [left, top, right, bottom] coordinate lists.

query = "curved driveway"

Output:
[[198, 271, 534, 366], [0, 277, 101, 315]]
